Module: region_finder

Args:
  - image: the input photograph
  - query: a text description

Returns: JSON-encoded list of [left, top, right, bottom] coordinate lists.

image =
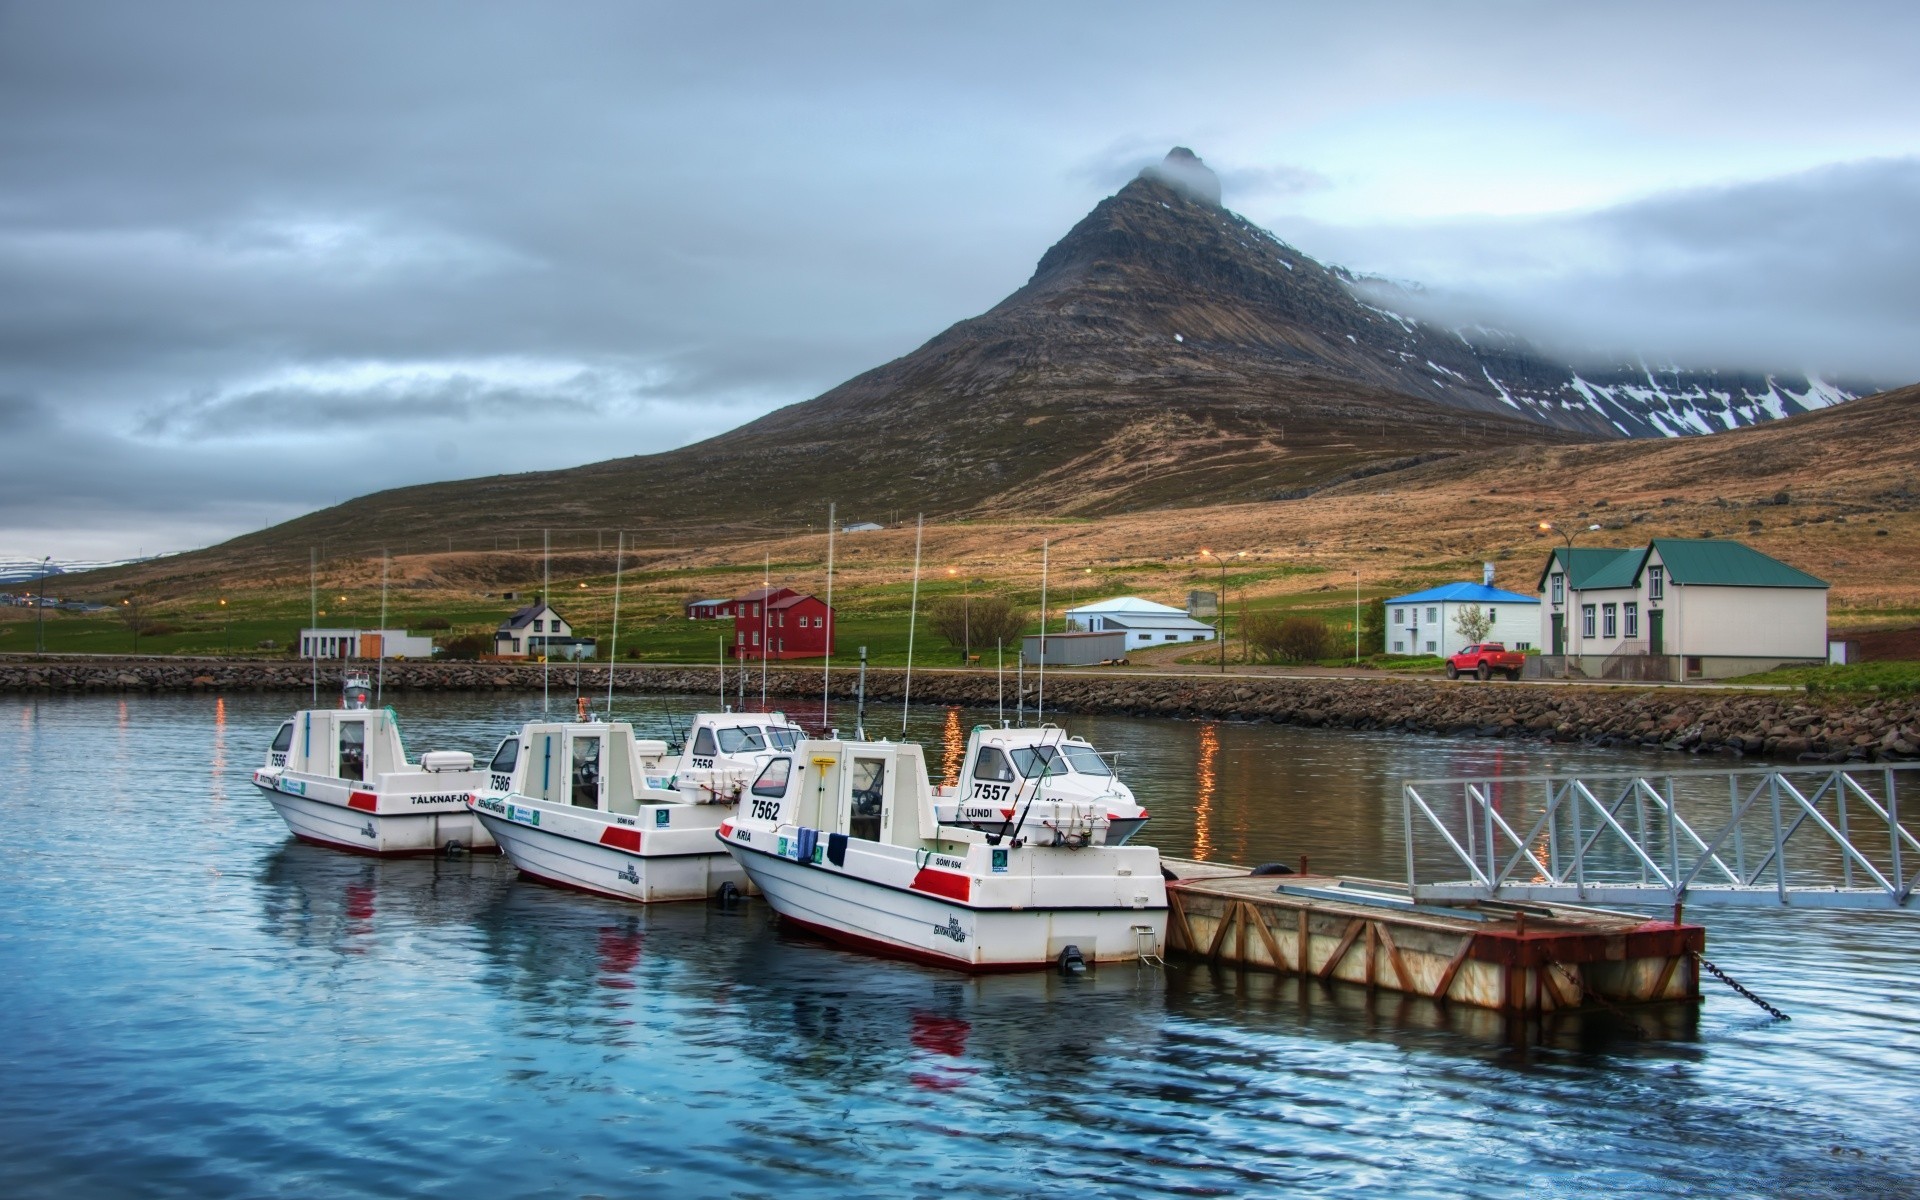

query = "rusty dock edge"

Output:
[[1163, 863, 1704, 1015]]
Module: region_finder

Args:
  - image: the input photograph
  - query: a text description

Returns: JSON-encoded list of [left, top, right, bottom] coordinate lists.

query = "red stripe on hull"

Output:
[[347, 791, 378, 812], [909, 868, 971, 903], [598, 826, 642, 852], [774, 910, 1047, 974]]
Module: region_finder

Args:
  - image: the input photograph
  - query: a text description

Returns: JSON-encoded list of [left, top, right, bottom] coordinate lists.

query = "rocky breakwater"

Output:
[[4, 657, 1917, 765]]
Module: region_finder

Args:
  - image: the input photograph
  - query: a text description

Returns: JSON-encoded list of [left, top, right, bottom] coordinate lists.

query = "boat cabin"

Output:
[[936, 725, 1122, 805], [742, 738, 940, 848], [267, 707, 425, 784], [671, 711, 806, 776], [487, 722, 678, 813]]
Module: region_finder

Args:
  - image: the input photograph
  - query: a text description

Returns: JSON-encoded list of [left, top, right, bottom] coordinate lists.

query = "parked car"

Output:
[[1446, 642, 1526, 681]]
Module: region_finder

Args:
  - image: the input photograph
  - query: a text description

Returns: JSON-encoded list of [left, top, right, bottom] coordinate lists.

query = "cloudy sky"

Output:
[[4, 1, 1917, 560]]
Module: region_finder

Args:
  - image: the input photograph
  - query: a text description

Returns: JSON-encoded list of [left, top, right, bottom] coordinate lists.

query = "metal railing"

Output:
[[1402, 763, 1920, 909]]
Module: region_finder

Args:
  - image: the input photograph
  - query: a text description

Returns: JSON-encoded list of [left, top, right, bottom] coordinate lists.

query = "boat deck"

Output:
[[1160, 859, 1703, 1014]]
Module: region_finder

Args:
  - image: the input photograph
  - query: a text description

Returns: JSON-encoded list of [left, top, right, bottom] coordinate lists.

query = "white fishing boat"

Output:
[[252, 676, 492, 857], [470, 718, 751, 903], [718, 735, 1168, 971], [639, 710, 807, 801], [931, 724, 1149, 846]]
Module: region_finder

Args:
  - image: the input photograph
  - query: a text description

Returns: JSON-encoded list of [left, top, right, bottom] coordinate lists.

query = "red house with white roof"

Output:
[[732, 586, 834, 660]]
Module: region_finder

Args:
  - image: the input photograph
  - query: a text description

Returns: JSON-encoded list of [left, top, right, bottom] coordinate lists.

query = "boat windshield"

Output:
[[717, 727, 766, 754], [271, 722, 294, 753], [1010, 745, 1069, 778], [768, 727, 802, 751], [1058, 745, 1112, 776], [489, 738, 518, 775]]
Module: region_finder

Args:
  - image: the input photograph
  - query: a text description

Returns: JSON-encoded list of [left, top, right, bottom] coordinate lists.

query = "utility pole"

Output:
[[35, 556, 50, 653]]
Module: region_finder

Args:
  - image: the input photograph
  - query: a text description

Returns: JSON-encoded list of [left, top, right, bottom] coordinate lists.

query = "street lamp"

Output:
[[35, 555, 50, 653], [1199, 548, 1227, 673], [219, 597, 229, 655], [946, 567, 970, 664], [1539, 521, 1602, 669]]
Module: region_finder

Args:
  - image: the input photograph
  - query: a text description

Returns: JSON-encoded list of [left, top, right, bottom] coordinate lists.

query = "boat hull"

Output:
[[472, 806, 747, 904], [728, 839, 1165, 971], [254, 781, 496, 857]]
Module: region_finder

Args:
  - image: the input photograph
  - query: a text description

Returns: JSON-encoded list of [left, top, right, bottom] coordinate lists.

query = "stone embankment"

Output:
[[4, 657, 1917, 764]]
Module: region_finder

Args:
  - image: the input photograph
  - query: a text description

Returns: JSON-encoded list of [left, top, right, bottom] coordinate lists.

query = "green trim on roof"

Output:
[[1651, 539, 1828, 589], [1576, 548, 1646, 591]]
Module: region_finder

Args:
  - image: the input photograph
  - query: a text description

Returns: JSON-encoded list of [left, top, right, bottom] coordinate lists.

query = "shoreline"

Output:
[[4, 655, 1915, 764]]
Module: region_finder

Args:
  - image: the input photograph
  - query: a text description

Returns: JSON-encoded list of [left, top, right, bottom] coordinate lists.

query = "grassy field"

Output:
[[1725, 661, 1920, 694]]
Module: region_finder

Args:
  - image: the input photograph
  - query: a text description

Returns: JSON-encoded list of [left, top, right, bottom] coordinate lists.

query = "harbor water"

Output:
[[3, 691, 1917, 1198]]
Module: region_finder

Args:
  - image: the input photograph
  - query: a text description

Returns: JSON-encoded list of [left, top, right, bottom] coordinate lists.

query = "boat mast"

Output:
[[542, 528, 551, 717], [759, 551, 769, 708], [606, 531, 623, 719], [309, 546, 318, 706], [997, 638, 1004, 725], [821, 501, 835, 731], [1037, 537, 1048, 724], [376, 548, 388, 706], [901, 513, 922, 737]]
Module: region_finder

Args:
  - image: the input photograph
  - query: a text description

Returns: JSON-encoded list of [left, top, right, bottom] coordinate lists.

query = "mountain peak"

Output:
[[1139, 146, 1221, 206]]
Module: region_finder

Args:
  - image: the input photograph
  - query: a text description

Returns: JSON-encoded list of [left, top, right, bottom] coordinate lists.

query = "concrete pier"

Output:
[[1163, 860, 1704, 1014]]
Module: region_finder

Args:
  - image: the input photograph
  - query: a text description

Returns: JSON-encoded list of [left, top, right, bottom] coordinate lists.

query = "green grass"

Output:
[[1725, 661, 1920, 694]]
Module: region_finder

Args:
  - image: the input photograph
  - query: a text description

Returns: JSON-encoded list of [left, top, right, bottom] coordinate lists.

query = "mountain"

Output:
[[104, 148, 1886, 572]]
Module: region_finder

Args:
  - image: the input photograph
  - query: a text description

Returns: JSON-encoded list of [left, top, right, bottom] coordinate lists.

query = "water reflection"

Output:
[[940, 706, 964, 788], [1193, 723, 1217, 860]]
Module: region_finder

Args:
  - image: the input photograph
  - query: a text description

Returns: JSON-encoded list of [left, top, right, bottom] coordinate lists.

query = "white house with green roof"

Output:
[[1535, 538, 1827, 680]]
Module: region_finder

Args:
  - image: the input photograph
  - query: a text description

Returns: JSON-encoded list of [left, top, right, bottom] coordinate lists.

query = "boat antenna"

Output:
[[606, 531, 623, 719], [821, 500, 835, 730], [308, 546, 318, 705], [718, 635, 725, 709], [901, 512, 922, 737], [376, 548, 388, 707], [996, 637, 1004, 725], [1001, 725, 1069, 847], [1016, 654, 1024, 725], [542, 527, 551, 717], [855, 644, 867, 740], [1037, 537, 1048, 724]]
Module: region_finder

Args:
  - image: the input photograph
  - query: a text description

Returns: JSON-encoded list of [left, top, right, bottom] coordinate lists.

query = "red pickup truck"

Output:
[[1446, 642, 1526, 681]]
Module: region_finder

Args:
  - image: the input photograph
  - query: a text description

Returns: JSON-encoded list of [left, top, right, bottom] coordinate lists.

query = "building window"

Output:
[[1425, 640, 1436, 654], [1393, 640, 1404, 653], [1515, 642, 1531, 651], [1426, 607, 1438, 624], [751, 631, 760, 646], [1603, 604, 1617, 639], [1551, 573, 1564, 605], [1625, 602, 1639, 638], [1582, 605, 1596, 638], [736, 632, 744, 645], [1649, 566, 1664, 601], [1487, 607, 1496, 623], [1165, 634, 1177, 641], [1393, 607, 1403, 624]]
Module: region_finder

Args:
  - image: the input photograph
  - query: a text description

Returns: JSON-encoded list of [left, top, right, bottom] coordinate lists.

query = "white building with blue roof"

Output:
[[1385, 579, 1540, 657]]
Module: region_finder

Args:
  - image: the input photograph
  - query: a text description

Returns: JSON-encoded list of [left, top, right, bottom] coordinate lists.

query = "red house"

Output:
[[732, 586, 835, 660], [685, 598, 733, 620]]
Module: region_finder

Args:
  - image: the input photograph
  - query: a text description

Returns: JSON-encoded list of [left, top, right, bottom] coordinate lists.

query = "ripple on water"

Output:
[[0, 693, 1917, 1199]]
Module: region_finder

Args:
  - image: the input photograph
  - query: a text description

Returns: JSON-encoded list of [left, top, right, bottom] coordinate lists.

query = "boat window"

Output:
[[571, 737, 600, 808], [973, 747, 1015, 782], [717, 726, 766, 754], [850, 757, 885, 841], [768, 727, 801, 751], [271, 722, 294, 753], [338, 721, 366, 782], [1010, 745, 1068, 778], [692, 727, 716, 758], [489, 738, 519, 775], [1059, 745, 1112, 776], [751, 757, 791, 798]]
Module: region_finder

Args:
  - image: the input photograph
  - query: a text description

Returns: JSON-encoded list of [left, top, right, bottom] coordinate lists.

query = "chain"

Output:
[[1546, 957, 1651, 1038], [1692, 951, 1790, 1021]]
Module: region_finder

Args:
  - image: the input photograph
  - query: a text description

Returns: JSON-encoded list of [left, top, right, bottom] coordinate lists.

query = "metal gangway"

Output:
[[1403, 763, 1919, 910]]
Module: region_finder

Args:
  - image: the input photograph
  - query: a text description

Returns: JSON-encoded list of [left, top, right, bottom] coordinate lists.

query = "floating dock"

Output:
[[1163, 860, 1704, 1014]]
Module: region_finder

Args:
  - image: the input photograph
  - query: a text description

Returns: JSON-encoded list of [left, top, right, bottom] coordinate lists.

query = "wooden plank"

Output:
[[1650, 954, 1680, 1001], [1365, 922, 1378, 988], [1167, 889, 1199, 954], [1297, 909, 1309, 974], [1433, 938, 1475, 1002], [1539, 962, 1572, 1010], [1236, 901, 1250, 964], [1318, 919, 1366, 981], [1206, 899, 1241, 959], [1246, 901, 1289, 972], [1374, 922, 1415, 991]]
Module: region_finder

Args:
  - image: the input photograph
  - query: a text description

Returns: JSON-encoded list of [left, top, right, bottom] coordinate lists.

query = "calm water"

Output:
[[2, 691, 1917, 1199]]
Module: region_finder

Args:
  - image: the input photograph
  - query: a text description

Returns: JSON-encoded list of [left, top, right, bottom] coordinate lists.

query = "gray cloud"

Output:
[[2, 1, 1918, 558]]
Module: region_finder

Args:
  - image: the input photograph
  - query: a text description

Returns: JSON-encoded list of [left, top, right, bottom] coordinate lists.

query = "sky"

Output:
[[4, 1, 1918, 561]]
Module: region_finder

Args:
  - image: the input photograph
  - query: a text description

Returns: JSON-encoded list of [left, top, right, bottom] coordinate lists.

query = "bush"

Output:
[[928, 594, 1027, 656], [1248, 613, 1332, 663], [415, 616, 451, 630], [141, 622, 180, 638], [439, 633, 490, 660]]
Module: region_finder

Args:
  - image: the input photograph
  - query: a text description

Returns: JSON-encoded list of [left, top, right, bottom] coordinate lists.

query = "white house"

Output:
[[494, 602, 595, 660], [1536, 538, 1828, 680], [1063, 596, 1216, 650], [298, 627, 435, 659], [841, 521, 884, 533], [1385, 583, 1540, 658]]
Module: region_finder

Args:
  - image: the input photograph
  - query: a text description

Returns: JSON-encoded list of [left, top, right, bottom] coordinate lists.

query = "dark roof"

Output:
[[768, 593, 827, 611], [1537, 539, 1827, 593], [736, 586, 796, 604], [1534, 547, 1631, 592], [498, 602, 559, 631], [1651, 539, 1828, 588]]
